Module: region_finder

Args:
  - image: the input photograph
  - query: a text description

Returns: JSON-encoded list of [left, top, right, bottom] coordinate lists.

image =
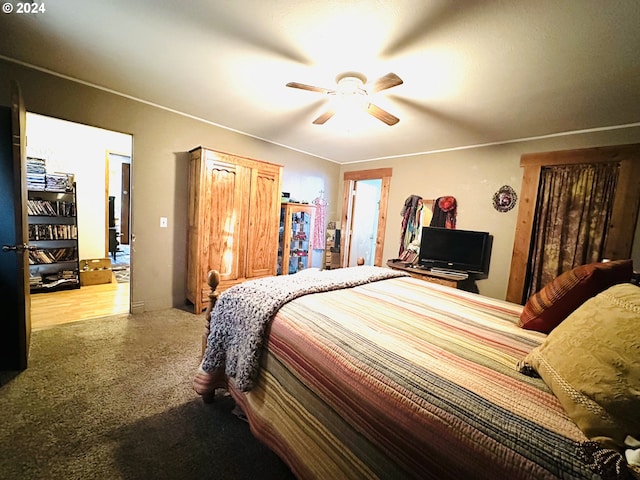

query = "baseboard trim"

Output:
[[130, 300, 145, 314]]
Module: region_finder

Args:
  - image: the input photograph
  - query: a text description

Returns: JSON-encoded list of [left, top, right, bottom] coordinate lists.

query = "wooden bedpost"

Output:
[[202, 270, 220, 356], [197, 270, 222, 404]]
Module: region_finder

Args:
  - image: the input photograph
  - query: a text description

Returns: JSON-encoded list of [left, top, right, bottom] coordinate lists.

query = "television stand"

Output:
[[386, 260, 479, 293], [429, 267, 469, 279]]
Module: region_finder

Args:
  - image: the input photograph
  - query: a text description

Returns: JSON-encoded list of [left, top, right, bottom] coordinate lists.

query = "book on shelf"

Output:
[[29, 224, 77, 241], [28, 248, 77, 264], [27, 199, 76, 216]]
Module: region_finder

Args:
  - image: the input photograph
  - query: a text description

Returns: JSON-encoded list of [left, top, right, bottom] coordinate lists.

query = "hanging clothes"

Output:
[[430, 196, 457, 229], [421, 199, 434, 228], [312, 195, 327, 250], [399, 195, 422, 255]]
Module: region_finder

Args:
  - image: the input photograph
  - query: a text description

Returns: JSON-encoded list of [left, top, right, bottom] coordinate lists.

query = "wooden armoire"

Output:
[[186, 146, 283, 312]]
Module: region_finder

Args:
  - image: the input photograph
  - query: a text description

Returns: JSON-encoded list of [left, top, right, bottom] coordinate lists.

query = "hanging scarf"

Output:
[[430, 196, 457, 229], [399, 195, 422, 255]]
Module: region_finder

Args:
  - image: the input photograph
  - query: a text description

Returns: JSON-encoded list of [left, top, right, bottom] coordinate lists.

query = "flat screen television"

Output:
[[418, 227, 492, 276]]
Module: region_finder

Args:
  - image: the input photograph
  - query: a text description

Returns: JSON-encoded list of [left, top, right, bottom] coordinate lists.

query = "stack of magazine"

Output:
[[26, 157, 74, 192], [45, 173, 71, 192], [26, 157, 46, 190], [29, 274, 43, 288]]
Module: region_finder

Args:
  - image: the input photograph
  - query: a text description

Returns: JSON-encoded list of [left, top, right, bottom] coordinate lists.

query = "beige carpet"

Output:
[[0, 309, 293, 480]]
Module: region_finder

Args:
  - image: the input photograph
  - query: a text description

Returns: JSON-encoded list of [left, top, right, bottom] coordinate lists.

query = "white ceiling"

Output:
[[1, 0, 639, 164]]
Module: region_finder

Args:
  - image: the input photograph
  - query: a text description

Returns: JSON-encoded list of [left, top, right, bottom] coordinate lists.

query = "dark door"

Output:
[[0, 81, 30, 370]]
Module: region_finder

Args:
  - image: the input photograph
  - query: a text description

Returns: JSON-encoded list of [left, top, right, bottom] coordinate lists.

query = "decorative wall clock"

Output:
[[492, 185, 517, 212]]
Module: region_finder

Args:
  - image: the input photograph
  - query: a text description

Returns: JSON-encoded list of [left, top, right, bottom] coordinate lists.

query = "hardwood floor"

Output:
[[31, 274, 130, 330]]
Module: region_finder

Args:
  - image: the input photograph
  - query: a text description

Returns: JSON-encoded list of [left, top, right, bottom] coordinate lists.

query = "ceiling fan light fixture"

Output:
[[336, 71, 367, 94], [287, 71, 402, 126], [333, 72, 368, 114]]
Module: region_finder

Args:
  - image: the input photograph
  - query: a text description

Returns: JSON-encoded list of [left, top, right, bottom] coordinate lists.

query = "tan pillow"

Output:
[[518, 283, 640, 451], [519, 259, 633, 333]]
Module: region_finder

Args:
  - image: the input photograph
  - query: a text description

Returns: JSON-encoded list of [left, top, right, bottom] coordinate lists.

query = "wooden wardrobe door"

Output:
[[203, 158, 249, 283], [245, 163, 282, 279]]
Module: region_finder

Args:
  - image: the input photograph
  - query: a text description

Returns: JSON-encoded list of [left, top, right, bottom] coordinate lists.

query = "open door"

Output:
[[341, 168, 392, 267], [0, 81, 30, 370]]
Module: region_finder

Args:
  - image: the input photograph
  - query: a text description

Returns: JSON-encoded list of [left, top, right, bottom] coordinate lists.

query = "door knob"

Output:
[[2, 243, 36, 252]]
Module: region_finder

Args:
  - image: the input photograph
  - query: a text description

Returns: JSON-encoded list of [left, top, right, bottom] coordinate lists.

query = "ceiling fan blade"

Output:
[[370, 73, 403, 93], [312, 109, 336, 125], [367, 103, 400, 125], [286, 82, 334, 94]]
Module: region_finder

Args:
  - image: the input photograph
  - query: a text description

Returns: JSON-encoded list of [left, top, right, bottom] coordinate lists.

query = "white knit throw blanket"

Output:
[[200, 266, 407, 392]]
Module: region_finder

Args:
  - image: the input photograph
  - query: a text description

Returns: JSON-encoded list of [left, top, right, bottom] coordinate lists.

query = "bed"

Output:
[[193, 265, 639, 480]]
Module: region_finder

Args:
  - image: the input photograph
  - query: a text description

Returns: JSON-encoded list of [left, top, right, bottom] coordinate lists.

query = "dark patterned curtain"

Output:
[[525, 162, 619, 298]]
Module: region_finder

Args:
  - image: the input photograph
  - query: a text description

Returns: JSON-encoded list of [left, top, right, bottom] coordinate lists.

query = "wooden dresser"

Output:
[[386, 260, 479, 293], [186, 146, 283, 312]]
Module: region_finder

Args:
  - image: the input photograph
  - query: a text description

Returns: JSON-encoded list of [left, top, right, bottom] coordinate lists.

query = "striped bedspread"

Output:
[[228, 276, 600, 480]]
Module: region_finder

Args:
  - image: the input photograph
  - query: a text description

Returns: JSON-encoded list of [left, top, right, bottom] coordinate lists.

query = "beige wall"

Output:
[[340, 127, 640, 299], [2, 58, 638, 308], [0, 59, 340, 312]]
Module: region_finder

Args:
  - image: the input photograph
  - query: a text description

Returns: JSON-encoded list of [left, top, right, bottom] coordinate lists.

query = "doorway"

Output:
[[107, 152, 132, 284], [25, 113, 133, 328], [348, 179, 381, 266], [341, 168, 392, 267]]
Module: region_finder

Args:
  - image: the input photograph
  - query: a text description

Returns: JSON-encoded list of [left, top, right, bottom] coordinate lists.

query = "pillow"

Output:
[[519, 259, 633, 333], [517, 282, 640, 452]]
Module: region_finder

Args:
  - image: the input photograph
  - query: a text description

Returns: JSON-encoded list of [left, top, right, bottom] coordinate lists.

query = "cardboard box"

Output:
[[79, 258, 113, 286]]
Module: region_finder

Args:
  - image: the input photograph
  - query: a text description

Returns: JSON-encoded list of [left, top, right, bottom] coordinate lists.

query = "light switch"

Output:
[[160, 217, 168, 228]]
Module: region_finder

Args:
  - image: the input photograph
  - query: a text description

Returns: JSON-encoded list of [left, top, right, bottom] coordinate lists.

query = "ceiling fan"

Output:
[[286, 72, 403, 126]]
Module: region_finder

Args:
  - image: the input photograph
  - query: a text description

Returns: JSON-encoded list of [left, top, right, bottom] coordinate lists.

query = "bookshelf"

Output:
[[27, 183, 80, 292]]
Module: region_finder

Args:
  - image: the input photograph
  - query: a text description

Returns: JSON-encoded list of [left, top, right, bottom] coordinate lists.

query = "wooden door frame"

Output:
[[104, 151, 110, 258], [506, 143, 640, 304], [341, 168, 392, 267]]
